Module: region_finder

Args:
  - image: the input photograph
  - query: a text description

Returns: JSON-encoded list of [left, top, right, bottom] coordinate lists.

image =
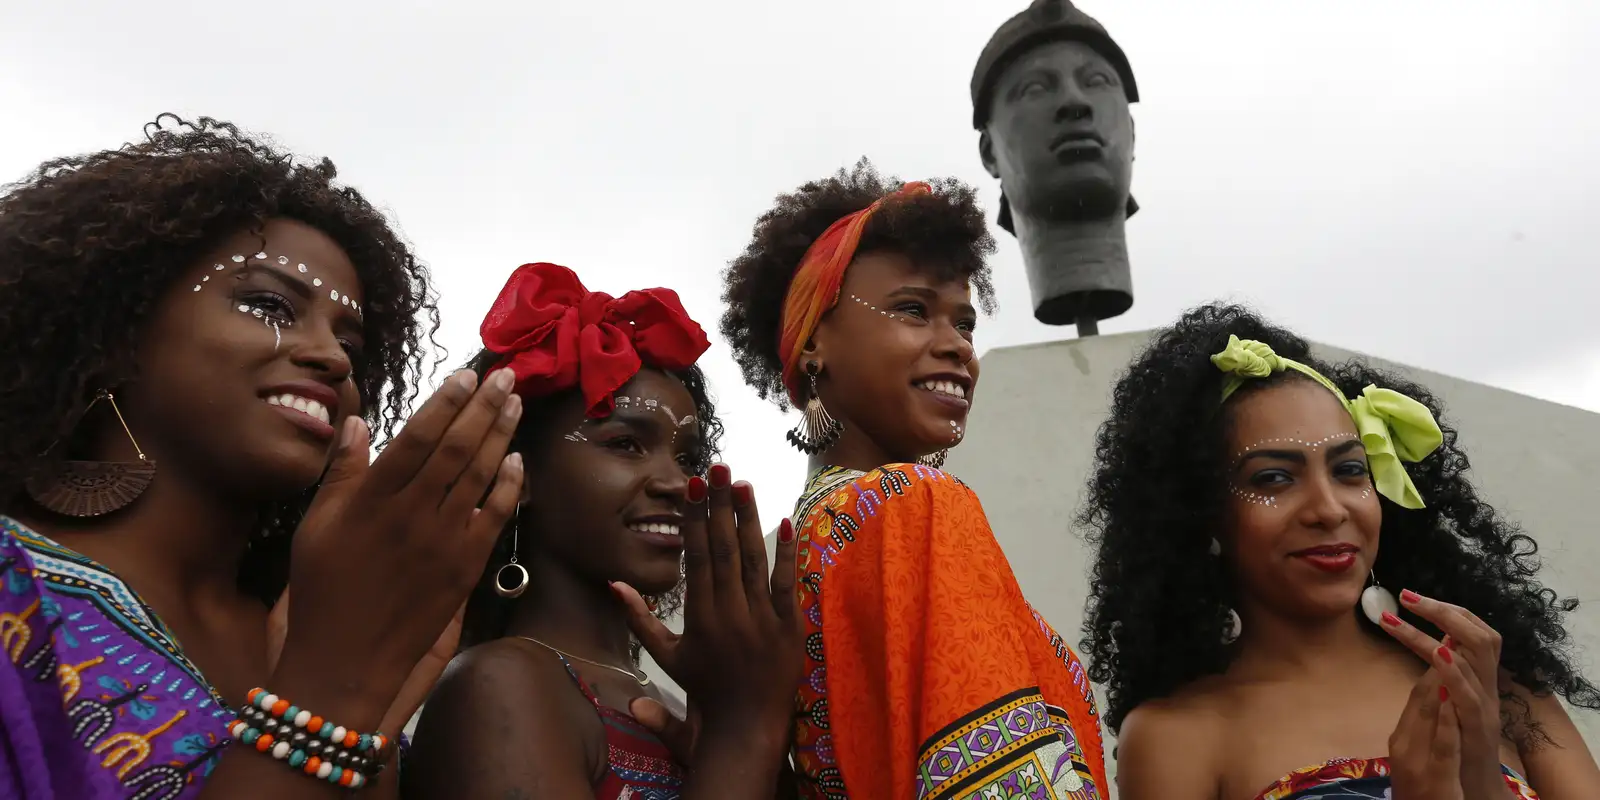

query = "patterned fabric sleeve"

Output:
[[797, 465, 1107, 800], [0, 518, 234, 800], [0, 525, 113, 799]]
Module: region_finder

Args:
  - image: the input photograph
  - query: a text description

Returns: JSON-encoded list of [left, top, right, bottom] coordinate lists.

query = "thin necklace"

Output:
[[514, 635, 651, 686]]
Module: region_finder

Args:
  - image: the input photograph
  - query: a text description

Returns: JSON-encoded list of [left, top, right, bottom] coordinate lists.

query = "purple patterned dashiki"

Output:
[[0, 515, 235, 800]]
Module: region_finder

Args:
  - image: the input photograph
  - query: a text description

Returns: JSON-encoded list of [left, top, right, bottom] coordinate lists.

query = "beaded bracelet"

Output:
[[229, 688, 392, 789]]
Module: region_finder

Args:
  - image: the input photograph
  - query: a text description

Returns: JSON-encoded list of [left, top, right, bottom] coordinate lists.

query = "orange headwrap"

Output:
[[777, 181, 933, 403]]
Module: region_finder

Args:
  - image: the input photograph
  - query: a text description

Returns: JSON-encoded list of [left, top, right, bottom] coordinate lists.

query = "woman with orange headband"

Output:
[[719, 160, 1109, 800]]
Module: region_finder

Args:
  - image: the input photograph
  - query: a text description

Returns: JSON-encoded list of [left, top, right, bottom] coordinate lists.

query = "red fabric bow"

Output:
[[479, 262, 711, 417]]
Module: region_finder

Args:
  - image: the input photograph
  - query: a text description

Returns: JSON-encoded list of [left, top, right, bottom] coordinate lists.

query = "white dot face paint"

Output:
[[849, 293, 911, 323], [1230, 434, 1355, 463], [1229, 434, 1373, 508], [853, 294, 970, 447], [562, 395, 699, 447], [197, 251, 363, 352], [1230, 485, 1278, 507]]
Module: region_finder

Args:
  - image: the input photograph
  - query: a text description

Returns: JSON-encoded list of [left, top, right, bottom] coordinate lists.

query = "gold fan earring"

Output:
[[25, 390, 156, 517]]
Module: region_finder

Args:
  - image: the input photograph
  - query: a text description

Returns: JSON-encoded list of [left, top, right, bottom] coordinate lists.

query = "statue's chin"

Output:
[[1015, 170, 1127, 223]]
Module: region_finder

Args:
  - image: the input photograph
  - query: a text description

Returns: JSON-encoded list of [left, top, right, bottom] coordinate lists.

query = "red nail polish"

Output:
[[1440, 686, 1450, 702], [1400, 589, 1421, 605], [732, 481, 753, 506], [709, 463, 731, 489], [1381, 611, 1402, 627], [1438, 645, 1453, 664], [778, 518, 795, 543], [686, 475, 707, 503]]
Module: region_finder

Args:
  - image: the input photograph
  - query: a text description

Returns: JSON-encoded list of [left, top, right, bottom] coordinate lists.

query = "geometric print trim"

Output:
[[916, 687, 1050, 800], [790, 466, 867, 537], [3, 518, 227, 713], [1026, 605, 1098, 716], [915, 688, 1098, 800]]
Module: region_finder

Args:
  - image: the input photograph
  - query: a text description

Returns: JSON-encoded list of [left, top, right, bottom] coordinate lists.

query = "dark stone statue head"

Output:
[[972, 0, 1140, 329]]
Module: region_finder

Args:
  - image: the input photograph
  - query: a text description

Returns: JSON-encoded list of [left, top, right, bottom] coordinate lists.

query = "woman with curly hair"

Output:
[[720, 159, 1109, 800], [403, 262, 803, 798], [0, 115, 524, 799], [1079, 303, 1599, 799]]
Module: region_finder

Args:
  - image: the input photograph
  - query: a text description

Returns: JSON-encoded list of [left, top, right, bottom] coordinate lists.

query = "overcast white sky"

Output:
[[3, 0, 1596, 529]]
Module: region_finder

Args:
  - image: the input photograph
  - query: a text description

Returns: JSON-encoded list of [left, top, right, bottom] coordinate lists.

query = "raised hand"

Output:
[[1382, 590, 1512, 799], [269, 368, 524, 733], [613, 462, 805, 794], [1388, 667, 1467, 800]]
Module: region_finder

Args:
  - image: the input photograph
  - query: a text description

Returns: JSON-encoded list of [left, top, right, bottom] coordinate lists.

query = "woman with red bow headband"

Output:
[[404, 263, 803, 799], [719, 160, 1110, 800]]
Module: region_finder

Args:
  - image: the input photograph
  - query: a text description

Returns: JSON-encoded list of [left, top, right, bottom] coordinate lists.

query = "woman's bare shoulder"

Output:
[[1114, 683, 1230, 799], [402, 640, 601, 798]]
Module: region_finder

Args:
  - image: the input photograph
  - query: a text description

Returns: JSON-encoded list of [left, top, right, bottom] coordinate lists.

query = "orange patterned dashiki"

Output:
[[788, 465, 1108, 800]]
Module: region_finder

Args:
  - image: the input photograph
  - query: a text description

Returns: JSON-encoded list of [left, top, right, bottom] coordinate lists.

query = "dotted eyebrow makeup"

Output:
[[196, 252, 362, 352], [562, 396, 698, 444], [1230, 434, 1374, 507]]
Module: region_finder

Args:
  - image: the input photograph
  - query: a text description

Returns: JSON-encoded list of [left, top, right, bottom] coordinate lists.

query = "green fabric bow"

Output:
[[1210, 335, 1443, 509]]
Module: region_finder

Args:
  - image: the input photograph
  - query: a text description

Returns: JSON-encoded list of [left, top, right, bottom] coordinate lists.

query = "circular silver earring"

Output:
[[1359, 570, 1397, 626], [494, 503, 530, 599]]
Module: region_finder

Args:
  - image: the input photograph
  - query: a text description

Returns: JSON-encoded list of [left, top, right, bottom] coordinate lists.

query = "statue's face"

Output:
[[982, 39, 1133, 222]]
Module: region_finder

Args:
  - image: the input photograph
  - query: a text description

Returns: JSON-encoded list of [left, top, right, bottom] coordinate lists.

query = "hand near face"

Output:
[[614, 463, 805, 780], [270, 368, 524, 732], [1388, 667, 1467, 800], [1381, 591, 1512, 799]]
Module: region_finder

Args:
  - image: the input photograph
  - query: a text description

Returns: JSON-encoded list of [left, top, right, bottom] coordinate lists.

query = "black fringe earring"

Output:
[[786, 363, 842, 455]]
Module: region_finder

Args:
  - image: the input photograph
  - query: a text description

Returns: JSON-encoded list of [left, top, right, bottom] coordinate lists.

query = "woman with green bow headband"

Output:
[[1078, 304, 1599, 799]]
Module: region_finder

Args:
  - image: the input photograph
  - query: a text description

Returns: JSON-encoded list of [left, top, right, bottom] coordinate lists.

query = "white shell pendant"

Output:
[[1360, 584, 1399, 626]]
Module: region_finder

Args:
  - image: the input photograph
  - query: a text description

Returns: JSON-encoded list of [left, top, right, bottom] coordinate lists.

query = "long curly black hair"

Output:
[[1078, 303, 1599, 736], [0, 114, 439, 604], [720, 158, 997, 408], [457, 351, 726, 655]]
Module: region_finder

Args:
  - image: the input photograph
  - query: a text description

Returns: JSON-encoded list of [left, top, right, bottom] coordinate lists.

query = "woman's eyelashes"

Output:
[[891, 301, 978, 337], [600, 434, 702, 472], [239, 291, 295, 323], [236, 290, 363, 360], [1248, 460, 1372, 489], [1248, 468, 1292, 488], [602, 434, 645, 456], [893, 301, 927, 320]]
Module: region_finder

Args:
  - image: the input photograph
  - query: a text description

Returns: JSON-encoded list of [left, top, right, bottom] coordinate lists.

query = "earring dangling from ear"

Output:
[[1222, 608, 1242, 645], [26, 390, 156, 518], [1359, 569, 1397, 626], [1209, 538, 1241, 643], [494, 503, 530, 599], [786, 363, 842, 455]]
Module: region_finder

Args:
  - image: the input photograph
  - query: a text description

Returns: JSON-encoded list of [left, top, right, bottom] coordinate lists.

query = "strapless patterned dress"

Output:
[[1253, 756, 1538, 799]]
